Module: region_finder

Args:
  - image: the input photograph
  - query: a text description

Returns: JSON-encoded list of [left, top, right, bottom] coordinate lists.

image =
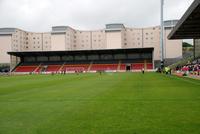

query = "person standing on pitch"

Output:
[[142, 68, 145, 74]]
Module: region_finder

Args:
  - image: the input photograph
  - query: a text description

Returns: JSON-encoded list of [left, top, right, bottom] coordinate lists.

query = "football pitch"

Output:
[[0, 73, 200, 134]]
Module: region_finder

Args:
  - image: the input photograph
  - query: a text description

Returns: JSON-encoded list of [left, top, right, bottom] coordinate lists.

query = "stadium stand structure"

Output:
[[168, 0, 200, 77], [9, 48, 154, 73]]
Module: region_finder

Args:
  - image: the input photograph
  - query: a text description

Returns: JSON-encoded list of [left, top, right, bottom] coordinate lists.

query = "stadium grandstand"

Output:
[[8, 48, 153, 74], [168, 0, 200, 58], [168, 0, 200, 78]]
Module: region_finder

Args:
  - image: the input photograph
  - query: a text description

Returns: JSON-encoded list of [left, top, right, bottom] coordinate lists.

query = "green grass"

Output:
[[0, 73, 200, 134]]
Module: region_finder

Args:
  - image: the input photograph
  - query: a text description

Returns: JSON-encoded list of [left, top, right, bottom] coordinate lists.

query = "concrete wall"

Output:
[[74, 31, 91, 50], [42, 33, 51, 51], [0, 35, 12, 64], [164, 29, 182, 59], [66, 28, 75, 50], [123, 28, 143, 49], [195, 39, 200, 58], [106, 31, 122, 49], [91, 30, 106, 50], [51, 34, 66, 51]]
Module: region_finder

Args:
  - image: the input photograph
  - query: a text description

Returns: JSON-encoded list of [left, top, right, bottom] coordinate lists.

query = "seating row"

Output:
[[14, 63, 153, 72]]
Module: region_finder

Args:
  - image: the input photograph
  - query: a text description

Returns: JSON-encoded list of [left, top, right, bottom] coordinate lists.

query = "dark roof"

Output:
[[168, 0, 200, 39], [7, 48, 154, 57]]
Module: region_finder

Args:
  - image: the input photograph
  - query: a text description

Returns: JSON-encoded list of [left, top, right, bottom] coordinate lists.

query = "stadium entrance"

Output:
[[126, 64, 131, 71], [8, 48, 154, 74]]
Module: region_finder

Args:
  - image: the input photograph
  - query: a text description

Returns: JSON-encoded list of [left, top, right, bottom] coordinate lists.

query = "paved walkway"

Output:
[[187, 75, 200, 80], [173, 72, 200, 80]]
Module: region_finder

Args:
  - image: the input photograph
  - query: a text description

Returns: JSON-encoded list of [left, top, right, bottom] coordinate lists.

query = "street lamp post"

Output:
[[160, 0, 164, 69]]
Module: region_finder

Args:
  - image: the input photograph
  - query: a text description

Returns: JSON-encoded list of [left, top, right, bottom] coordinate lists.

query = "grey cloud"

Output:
[[0, 0, 194, 32]]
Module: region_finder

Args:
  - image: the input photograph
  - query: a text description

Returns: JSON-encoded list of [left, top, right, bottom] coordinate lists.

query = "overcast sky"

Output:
[[0, 0, 194, 32]]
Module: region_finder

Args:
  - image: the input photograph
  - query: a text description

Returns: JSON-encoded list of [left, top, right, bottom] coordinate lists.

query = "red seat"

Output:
[[35, 67, 43, 72], [147, 63, 153, 69], [120, 64, 126, 70], [46, 65, 61, 72], [131, 64, 144, 70], [15, 66, 37, 72], [63, 65, 89, 72], [90, 64, 118, 71]]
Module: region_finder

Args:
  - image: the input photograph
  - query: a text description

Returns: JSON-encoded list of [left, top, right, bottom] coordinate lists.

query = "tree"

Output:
[[183, 42, 193, 47]]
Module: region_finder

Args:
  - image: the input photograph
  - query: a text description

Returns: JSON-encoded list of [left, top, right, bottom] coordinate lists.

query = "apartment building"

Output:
[[0, 20, 182, 66]]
